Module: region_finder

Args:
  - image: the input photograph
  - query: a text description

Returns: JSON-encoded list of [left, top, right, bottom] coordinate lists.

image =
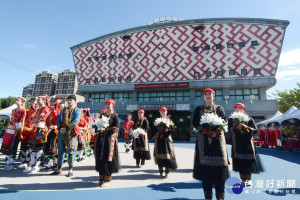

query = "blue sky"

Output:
[[0, 0, 299, 99]]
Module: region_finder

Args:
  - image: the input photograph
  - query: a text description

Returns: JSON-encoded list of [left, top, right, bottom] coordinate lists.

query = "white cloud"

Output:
[[276, 68, 300, 80], [278, 48, 300, 67], [21, 43, 41, 50]]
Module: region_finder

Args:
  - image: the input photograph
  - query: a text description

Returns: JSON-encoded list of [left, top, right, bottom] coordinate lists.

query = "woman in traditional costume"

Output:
[[0, 97, 26, 171], [132, 109, 151, 167], [19, 102, 38, 169], [153, 107, 177, 178], [192, 88, 229, 200], [228, 103, 264, 187], [95, 99, 120, 188]]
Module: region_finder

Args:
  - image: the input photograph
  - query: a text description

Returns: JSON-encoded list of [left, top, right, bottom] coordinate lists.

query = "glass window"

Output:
[[87, 57, 92, 61], [194, 72, 200, 77], [254, 68, 260, 74], [118, 54, 122, 59], [251, 41, 258, 46], [239, 42, 245, 47], [227, 43, 233, 48], [195, 90, 203, 100], [94, 78, 98, 83], [137, 91, 190, 102], [110, 55, 115, 60], [86, 79, 90, 83], [102, 78, 106, 82], [118, 77, 122, 82], [102, 56, 107, 60], [127, 53, 132, 58], [110, 77, 114, 82], [204, 45, 210, 51], [241, 69, 247, 75], [229, 88, 260, 100], [195, 26, 204, 30], [127, 76, 131, 81], [229, 70, 235, 75], [90, 93, 108, 102], [216, 44, 222, 50], [193, 47, 199, 52], [95, 57, 100, 61], [113, 92, 132, 102], [217, 70, 223, 76], [206, 71, 211, 77]]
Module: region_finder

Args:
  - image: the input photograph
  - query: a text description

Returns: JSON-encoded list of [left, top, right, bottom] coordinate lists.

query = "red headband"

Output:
[[138, 109, 145, 114], [18, 97, 26, 102], [104, 99, 115, 107], [159, 107, 167, 112], [202, 88, 215, 97], [101, 108, 107, 113], [234, 103, 246, 110], [38, 95, 50, 107]]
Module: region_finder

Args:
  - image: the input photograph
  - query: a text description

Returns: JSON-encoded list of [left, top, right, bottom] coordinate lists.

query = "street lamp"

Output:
[[224, 96, 229, 104], [250, 95, 255, 104]]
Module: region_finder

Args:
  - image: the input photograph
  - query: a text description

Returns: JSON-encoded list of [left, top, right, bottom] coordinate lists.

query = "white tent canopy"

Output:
[[0, 104, 17, 120], [266, 106, 300, 126], [257, 111, 283, 126]]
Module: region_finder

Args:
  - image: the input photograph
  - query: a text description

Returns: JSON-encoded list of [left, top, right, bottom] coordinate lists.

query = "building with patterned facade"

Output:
[[71, 18, 289, 140]]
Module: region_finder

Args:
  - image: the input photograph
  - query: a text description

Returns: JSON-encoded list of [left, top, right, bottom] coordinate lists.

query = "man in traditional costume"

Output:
[[50, 95, 80, 177]]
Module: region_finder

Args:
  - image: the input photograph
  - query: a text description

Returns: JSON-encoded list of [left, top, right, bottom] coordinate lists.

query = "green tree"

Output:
[[273, 83, 300, 113], [0, 96, 17, 109]]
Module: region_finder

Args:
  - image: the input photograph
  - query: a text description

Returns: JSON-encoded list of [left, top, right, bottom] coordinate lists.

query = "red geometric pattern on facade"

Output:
[[72, 24, 286, 86]]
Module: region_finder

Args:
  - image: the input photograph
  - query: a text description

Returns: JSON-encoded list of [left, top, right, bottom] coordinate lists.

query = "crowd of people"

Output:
[[0, 88, 266, 200]]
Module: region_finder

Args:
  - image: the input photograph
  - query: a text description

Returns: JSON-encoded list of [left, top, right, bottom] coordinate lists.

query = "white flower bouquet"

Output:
[[132, 128, 147, 139], [154, 118, 170, 128], [91, 116, 110, 132], [229, 112, 250, 124], [200, 113, 228, 132]]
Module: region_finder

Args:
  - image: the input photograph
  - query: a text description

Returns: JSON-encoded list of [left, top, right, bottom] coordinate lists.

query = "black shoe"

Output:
[[67, 172, 73, 177], [50, 171, 61, 175]]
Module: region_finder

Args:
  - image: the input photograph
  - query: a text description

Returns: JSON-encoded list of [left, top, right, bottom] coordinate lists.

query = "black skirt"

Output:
[[133, 137, 151, 160], [44, 129, 57, 155], [154, 137, 177, 170], [193, 142, 230, 184], [232, 148, 264, 174], [95, 135, 120, 175]]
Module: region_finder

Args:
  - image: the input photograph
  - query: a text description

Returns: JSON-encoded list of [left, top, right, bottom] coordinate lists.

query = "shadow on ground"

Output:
[[148, 181, 202, 192]]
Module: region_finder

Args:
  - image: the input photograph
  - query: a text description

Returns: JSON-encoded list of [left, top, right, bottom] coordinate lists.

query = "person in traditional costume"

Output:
[[44, 101, 61, 170], [90, 112, 100, 155], [19, 102, 38, 169], [76, 110, 88, 161], [123, 114, 134, 153], [50, 95, 80, 177], [0, 97, 26, 171], [82, 108, 92, 158], [153, 106, 177, 178], [95, 99, 120, 188], [132, 109, 151, 167], [192, 88, 229, 200], [25, 95, 51, 173], [228, 103, 264, 187]]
